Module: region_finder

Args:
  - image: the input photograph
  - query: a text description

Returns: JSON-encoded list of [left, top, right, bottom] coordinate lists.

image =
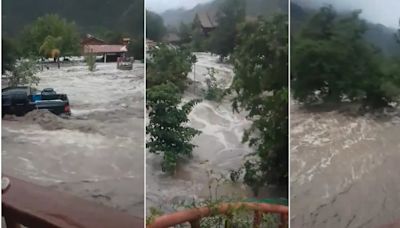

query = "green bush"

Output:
[[146, 82, 201, 172], [204, 68, 225, 102], [9, 59, 40, 87], [147, 44, 195, 92], [85, 53, 96, 72]]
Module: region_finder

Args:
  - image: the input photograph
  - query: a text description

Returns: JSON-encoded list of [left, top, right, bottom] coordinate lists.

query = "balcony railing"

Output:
[[2, 175, 143, 228], [147, 202, 288, 228]]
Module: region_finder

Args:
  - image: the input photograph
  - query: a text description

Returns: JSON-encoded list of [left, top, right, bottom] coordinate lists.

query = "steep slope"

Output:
[[161, 0, 287, 27], [2, 0, 143, 37]]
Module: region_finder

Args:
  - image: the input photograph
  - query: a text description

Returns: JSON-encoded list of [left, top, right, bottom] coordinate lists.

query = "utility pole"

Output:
[[191, 55, 197, 94]]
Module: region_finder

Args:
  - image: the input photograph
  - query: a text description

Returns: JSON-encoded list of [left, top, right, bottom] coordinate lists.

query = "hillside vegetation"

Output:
[[161, 0, 287, 27], [2, 0, 144, 37], [291, 2, 400, 57]]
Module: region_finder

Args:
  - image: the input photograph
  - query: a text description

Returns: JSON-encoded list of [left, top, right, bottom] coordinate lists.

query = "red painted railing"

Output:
[[147, 202, 288, 228], [2, 175, 143, 228]]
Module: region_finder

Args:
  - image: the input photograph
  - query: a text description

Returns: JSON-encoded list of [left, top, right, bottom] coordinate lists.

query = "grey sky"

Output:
[[295, 0, 400, 28], [147, 0, 213, 13]]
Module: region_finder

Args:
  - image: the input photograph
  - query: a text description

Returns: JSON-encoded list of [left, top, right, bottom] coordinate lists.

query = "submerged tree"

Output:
[[9, 60, 40, 87], [85, 52, 97, 72], [231, 15, 288, 194], [147, 44, 195, 91], [146, 83, 201, 173]]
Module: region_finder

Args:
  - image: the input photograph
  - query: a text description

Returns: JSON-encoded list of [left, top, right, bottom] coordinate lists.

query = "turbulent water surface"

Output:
[[146, 53, 287, 212], [2, 62, 144, 217], [290, 102, 400, 228]]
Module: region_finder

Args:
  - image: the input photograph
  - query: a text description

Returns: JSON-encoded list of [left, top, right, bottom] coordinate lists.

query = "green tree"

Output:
[[39, 35, 63, 59], [146, 10, 166, 41], [2, 38, 19, 74], [209, 0, 246, 59], [147, 44, 195, 91], [128, 36, 144, 60], [20, 14, 80, 57], [191, 26, 207, 51], [178, 22, 192, 44], [85, 53, 96, 72], [9, 59, 40, 87], [292, 6, 400, 107], [146, 83, 201, 172], [231, 15, 288, 194]]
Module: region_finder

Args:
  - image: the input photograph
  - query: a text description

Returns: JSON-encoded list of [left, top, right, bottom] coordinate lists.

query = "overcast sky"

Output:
[[295, 0, 400, 28], [147, 0, 213, 13]]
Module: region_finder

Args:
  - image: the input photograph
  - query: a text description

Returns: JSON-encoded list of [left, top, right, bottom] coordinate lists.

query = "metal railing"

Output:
[[147, 202, 288, 228], [2, 175, 143, 228]]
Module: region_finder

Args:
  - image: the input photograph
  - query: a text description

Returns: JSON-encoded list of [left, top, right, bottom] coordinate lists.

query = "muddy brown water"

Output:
[[290, 101, 400, 228], [146, 53, 287, 213], [2, 63, 144, 217]]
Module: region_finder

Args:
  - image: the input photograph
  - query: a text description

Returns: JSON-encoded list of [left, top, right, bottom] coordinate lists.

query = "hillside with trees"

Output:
[[2, 0, 144, 37], [2, 0, 144, 61], [160, 0, 287, 27], [292, 5, 400, 108], [291, 2, 400, 57]]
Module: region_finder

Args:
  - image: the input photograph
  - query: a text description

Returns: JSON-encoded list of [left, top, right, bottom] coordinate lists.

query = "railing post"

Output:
[[4, 217, 22, 228], [190, 219, 201, 228], [253, 211, 261, 228], [279, 213, 288, 228]]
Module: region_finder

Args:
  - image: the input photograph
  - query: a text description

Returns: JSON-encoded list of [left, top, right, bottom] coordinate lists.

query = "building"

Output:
[[193, 11, 218, 36], [146, 39, 157, 52], [83, 44, 128, 62], [81, 34, 128, 62], [81, 34, 106, 46]]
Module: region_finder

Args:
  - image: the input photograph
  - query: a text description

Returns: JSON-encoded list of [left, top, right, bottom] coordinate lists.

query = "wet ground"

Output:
[[2, 62, 144, 217], [146, 53, 286, 212], [290, 101, 400, 227]]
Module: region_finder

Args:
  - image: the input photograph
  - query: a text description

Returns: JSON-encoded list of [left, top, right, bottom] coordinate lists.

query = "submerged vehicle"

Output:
[[2, 87, 71, 117]]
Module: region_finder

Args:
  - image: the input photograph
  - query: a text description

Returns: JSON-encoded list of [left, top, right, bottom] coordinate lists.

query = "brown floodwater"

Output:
[[2, 62, 144, 217], [146, 53, 288, 213], [290, 101, 400, 227]]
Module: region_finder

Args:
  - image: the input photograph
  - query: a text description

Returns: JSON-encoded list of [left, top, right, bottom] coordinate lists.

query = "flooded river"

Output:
[[290, 102, 400, 227], [2, 62, 144, 217], [146, 53, 286, 212]]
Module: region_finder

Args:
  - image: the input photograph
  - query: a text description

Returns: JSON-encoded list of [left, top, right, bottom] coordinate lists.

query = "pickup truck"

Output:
[[2, 87, 71, 117]]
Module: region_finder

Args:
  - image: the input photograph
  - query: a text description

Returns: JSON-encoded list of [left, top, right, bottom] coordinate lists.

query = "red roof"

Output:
[[83, 45, 128, 54]]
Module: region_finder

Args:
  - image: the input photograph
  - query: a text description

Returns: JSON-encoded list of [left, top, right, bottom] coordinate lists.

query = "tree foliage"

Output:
[[231, 15, 288, 193], [39, 35, 63, 59], [9, 60, 40, 87], [20, 14, 80, 57], [146, 83, 201, 172], [85, 53, 96, 72], [128, 36, 144, 60], [146, 10, 166, 42], [3, 0, 144, 37], [2, 38, 19, 74], [209, 0, 246, 58], [292, 6, 400, 107], [178, 22, 192, 44], [147, 44, 195, 91]]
